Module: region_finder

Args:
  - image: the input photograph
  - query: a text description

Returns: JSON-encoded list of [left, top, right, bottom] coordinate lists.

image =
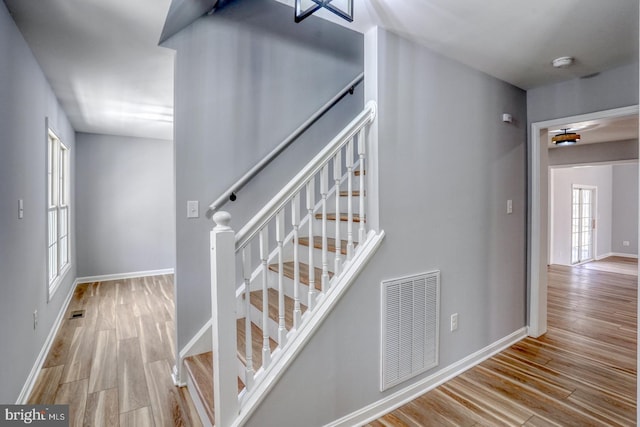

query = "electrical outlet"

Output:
[[623, 241, 630, 247], [450, 313, 458, 331], [33, 310, 38, 330]]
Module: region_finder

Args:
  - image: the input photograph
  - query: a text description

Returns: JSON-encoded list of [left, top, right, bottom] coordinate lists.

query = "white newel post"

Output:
[[210, 211, 238, 427]]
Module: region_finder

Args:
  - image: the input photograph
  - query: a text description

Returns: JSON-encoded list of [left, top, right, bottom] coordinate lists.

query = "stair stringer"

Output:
[[229, 229, 385, 427]]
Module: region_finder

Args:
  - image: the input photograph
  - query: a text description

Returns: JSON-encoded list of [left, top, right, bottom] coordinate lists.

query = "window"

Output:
[[47, 129, 70, 297], [571, 185, 595, 265]]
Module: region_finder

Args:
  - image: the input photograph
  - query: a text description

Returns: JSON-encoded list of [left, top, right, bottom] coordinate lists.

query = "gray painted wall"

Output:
[[526, 61, 638, 327], [550, 165, 613, 265], [165, 0, 364, 355], [527, 62, 639, 124], [75, 133, 175, 277], [247, 27, 527, 426], [549, 139, 639, 166], [612, 163, 639, 255], [0, 2, 76, 403]]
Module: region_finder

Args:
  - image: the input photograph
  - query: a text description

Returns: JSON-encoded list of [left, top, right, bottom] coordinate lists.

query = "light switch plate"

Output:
[[18, 199, 24, 219], [187, 200, 199, 219], [507, 199, 513, 214]]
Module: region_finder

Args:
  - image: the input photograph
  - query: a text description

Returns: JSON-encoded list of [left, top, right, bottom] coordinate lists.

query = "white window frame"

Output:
[[47, 127, 70, 300], [570, 184, 596, 265]]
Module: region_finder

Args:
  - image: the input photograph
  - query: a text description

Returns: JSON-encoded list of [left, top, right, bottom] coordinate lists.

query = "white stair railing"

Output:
[[210, 101, 377, 426]]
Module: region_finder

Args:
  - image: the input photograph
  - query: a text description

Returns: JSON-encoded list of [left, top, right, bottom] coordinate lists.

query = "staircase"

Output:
[[183, 102, 384, 427]]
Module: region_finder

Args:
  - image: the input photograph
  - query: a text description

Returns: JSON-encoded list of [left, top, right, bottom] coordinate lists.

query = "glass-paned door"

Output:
[[571, 186, 595, 264]]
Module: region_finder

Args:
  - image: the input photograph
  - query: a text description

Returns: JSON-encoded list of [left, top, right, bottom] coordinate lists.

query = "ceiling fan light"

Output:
[[551, 130, 580, 145]]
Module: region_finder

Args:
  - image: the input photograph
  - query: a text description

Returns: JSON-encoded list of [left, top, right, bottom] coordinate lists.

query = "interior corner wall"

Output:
[[0, 2, 76, 403], [612, 163, 639, 255], [550, 165, 613, 265], [246, 27, 527, 426], [166, 0, 364, 355], [75, 133, 175, 278]]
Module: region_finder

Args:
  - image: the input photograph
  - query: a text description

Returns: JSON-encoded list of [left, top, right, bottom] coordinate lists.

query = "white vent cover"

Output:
[[380, 271, 440, 391]]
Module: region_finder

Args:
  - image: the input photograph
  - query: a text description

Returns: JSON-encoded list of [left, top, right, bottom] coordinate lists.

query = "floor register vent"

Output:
[[380, 270, 440, 391]]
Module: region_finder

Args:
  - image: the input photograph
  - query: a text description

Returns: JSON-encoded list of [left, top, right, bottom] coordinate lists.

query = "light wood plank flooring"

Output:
[[368, 257, 637, 426], [28, 275, 202, 427]]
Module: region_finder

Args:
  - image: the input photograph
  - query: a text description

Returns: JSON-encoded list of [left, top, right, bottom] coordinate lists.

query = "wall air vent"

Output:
[[380, 271, 440, 391]]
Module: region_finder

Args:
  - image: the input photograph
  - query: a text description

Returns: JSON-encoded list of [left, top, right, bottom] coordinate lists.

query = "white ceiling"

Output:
[[4, 0, 175, 140], [4, 0, 639, 141]]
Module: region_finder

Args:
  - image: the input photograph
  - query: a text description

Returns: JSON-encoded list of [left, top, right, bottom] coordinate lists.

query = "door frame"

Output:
[[528, 104, 638, 338]]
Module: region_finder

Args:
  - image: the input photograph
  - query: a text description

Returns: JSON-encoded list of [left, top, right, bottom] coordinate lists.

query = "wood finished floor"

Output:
[[368, 257, 638, 427], [28, 275, 203, 427]]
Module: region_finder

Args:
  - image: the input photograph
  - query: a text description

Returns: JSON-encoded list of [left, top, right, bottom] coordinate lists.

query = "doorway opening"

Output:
[[528, 104, 639, 338]]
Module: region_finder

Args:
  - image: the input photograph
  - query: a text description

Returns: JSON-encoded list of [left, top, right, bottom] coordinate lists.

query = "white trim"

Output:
[[529, 104, 639, 338], [364, 27, 380, 233], [326, 327, 528, 427], [173, 318, 213, 386], [597, 252, 639, 260], [186, 370, 213, 427], [550, 159, 639, 169], [570, 184, 597, 265], [549, 168, 555, 264], [230, 230, 386, 427], [234, 103, 376, 250], [48, 263, 71, 301], [76, 268, 174, 284], [16, 278, 79, 404]]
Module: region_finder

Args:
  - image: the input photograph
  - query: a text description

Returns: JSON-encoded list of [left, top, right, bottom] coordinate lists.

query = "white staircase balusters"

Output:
[[358, 128, 366, 244], [333, 151, 342, 275], [206, 102, 378, 427], [346, 139, 355, 260], [320, 165, 330, 292], [276, 211, 287, 345], [210, 212, 240, 426], [259, 228, 271, 368], [292, 194, 302, 329], [241, 244, 254, 390], [306, 178, 317, 309]]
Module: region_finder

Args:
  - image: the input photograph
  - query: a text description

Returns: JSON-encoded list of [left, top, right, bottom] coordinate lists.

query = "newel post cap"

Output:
[[212, 211, 232, 230]]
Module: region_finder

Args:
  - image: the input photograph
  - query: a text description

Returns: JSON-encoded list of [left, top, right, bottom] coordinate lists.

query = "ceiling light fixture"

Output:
[[552, 128, 580, 145], [295, 0, 353, 23], [552, 56, 574, 69]]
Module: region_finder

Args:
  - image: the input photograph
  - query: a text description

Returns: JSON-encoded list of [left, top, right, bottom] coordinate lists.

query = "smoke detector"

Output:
[[552, 56, 574, 69]]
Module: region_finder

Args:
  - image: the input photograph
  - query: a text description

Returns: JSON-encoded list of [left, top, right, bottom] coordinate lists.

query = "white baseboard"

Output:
[[326, 327, 528, 427], [608, 252, 638, 259], [174, 319, 213, 386], [76, 268, 174, 284], [18, 268, 176, 402], [16, 278, 79, 404]]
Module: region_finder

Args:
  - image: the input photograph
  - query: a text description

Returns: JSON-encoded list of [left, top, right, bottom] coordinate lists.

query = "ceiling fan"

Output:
[[551, 128, 581, 145]]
